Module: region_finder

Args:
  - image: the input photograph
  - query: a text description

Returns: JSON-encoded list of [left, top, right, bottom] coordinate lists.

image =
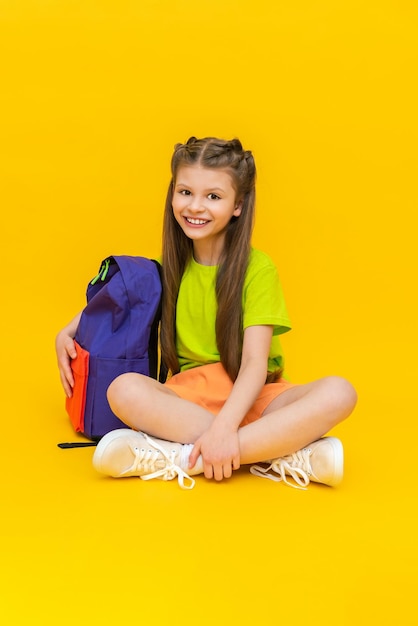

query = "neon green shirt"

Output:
[[176, 248, 291, 373]]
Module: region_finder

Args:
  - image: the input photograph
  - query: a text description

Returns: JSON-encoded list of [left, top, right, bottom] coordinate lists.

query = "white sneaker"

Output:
[[92, 429, 201, 489], [250, 437, 344, 489]]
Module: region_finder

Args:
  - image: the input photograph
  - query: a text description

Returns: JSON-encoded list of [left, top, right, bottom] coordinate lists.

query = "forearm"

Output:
[[189, 356, 267, 478], [211, 325, 273, 431], [188, 324, 274, 477], [213, 356, 268, 431]]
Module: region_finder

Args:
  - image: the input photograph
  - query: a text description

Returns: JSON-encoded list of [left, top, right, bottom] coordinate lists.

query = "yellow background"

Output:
[[1, 1, 417, 624]]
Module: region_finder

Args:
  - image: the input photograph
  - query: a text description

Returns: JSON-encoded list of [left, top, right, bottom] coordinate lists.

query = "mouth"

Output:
[[185, 217, 209, 226]]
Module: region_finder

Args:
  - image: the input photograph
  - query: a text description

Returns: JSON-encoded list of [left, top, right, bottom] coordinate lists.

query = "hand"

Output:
[[55, 330, 77, 397], [189, 422, 241, 481]]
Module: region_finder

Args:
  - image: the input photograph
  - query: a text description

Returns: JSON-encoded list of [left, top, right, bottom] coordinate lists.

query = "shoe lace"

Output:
[[121, 432, 195, 490], [250, 447, 313, 490]]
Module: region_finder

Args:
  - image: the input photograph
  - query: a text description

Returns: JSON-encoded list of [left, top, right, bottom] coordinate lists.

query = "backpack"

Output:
[[64, 255, 167, 442]]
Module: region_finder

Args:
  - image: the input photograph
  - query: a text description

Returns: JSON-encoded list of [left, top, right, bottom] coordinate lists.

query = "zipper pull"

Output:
[[101, 258, 110, 281], [90, 258, 111, 285]]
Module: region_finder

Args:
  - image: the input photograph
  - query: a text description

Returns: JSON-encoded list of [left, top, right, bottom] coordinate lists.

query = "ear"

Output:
[[233, 199, 243, 217]]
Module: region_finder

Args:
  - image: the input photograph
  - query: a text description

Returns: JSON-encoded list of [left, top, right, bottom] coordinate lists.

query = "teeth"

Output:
[[186, 218, 208, 225]]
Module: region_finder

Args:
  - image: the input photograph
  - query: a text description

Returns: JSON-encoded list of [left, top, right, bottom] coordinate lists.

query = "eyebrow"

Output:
[[175, 183, 226, 193]]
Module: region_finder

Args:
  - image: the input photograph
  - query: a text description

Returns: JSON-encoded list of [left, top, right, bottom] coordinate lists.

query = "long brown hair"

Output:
[[161, 137, 262, 381]]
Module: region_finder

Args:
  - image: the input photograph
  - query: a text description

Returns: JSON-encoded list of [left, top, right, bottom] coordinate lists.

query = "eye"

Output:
[[208, 193, 220, 200], [178, 189, 191, 196]]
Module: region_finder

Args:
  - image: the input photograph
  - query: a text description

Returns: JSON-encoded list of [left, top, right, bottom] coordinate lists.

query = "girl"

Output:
[[56, 137, 357, 489]]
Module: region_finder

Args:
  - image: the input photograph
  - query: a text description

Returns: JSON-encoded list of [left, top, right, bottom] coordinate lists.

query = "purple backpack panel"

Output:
[[67, 256, 163, 440]]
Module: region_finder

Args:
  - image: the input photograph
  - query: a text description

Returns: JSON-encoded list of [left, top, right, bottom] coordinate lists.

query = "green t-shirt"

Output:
[[176, 248, 291, 374]]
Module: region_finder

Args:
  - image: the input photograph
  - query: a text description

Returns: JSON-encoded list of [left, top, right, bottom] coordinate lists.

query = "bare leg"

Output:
[[107, 373, 216, 443], [238, 376, 357, 463], [108, 373, 357, 463]]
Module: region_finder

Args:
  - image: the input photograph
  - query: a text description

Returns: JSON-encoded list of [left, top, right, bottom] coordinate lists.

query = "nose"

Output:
[[188, 196, 205, 213]]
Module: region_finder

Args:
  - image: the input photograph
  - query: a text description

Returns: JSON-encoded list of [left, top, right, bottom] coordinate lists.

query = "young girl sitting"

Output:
[[56, 137, 357, 489]]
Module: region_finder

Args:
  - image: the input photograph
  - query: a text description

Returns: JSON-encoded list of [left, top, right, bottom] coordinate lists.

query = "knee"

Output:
[[107, 372, 147, 417], [322, 375, 358, 421]]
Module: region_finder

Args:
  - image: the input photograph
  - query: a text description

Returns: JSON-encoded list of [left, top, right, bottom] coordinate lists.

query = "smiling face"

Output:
[[172, 165, 242, 265]]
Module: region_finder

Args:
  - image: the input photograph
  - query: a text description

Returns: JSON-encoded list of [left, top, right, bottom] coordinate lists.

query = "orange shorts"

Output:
[[164, 362, 296, 426]]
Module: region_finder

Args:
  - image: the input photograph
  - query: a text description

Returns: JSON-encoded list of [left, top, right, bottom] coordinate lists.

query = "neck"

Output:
[[192, 239, 224, 266]]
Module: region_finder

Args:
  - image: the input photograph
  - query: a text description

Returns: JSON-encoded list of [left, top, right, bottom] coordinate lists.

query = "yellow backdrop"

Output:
[[1, 1, 417, 624]]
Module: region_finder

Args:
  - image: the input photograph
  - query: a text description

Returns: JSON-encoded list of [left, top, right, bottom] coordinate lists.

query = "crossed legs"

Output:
[[107, 373, 357, 466]]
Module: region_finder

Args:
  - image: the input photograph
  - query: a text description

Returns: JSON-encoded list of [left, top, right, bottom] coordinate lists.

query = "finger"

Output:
[[223, 464, 233, 479], [232, 456, 241, 471], [188, 443, 200, 469], [59, 360, 74, 390], [65, 340, 77, 360], [59, 371, 73, 398], [204, 462, 214, 480], [213, 464, 224, 481]]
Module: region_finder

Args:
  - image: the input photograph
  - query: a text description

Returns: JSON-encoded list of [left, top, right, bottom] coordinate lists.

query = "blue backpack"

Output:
[[64, 255, 167, 442]]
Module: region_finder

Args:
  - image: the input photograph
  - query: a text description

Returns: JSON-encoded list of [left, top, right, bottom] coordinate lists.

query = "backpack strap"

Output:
[[57, 442, 98, 448]]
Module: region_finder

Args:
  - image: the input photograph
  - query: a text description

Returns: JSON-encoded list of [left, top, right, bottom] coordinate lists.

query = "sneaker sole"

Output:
[[323, 436, 344, 486]]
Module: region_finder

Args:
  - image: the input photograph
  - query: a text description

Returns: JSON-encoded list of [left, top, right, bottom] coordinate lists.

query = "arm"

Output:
[[55, 312, 82, 397], [189, 324, 273, 480]]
